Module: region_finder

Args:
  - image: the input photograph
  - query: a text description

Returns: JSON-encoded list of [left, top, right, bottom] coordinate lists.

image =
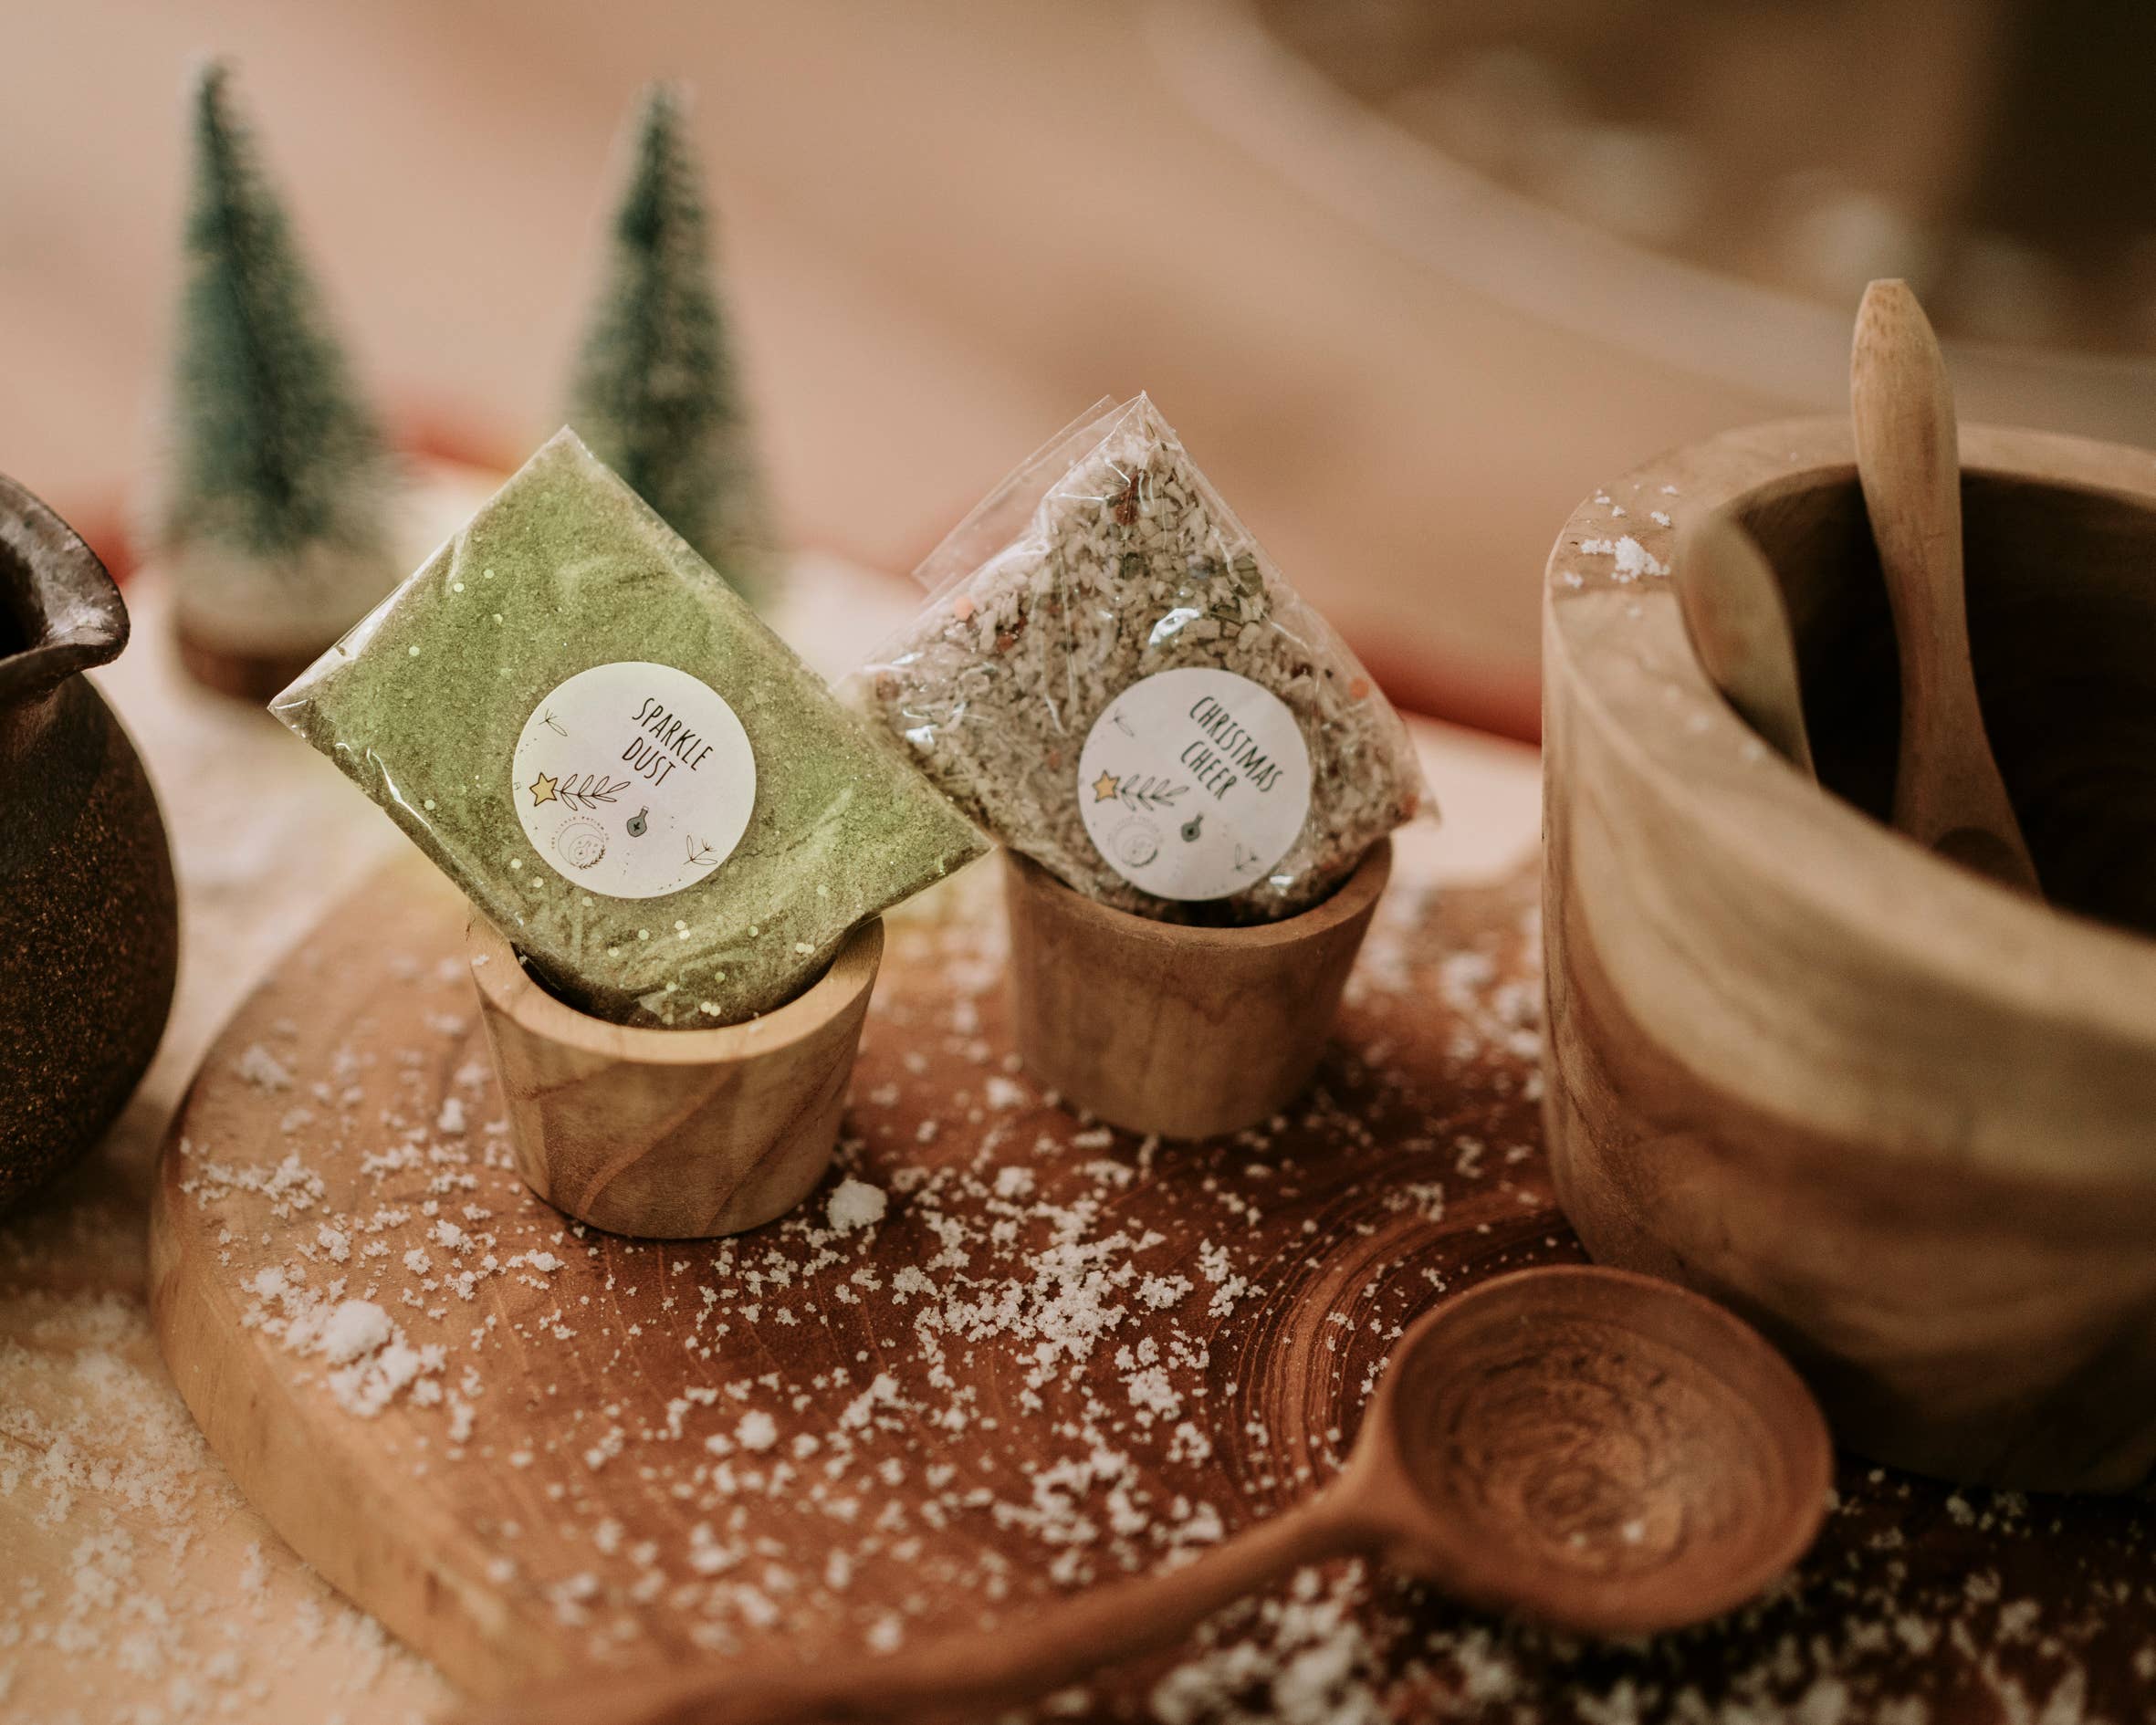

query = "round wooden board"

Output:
[[148, 851, 2156, 1721]]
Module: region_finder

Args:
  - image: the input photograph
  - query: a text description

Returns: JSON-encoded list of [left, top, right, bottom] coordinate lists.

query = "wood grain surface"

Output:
[[1671, 512, 1815, 777], [147, 843, 2156, 1722], [1544, 416, 2156, 1492], [462, 1267, 1830, 1725], [1002, 843, 1389, 1140], [469, 913, 884, 1239]]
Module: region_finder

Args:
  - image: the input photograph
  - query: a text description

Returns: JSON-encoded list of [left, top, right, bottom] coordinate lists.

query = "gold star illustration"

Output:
[[528, 770, 560, 807], [1090, 770, 1121, 803]]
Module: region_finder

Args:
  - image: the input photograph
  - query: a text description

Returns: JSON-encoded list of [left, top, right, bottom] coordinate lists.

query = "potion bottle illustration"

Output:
[[1180, 812, 1204, 843], [626, 807, 649, 838]]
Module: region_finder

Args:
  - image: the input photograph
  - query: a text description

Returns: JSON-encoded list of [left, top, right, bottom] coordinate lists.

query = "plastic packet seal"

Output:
[[909, 395, 1118, 600], [854, 393, 1432, 926]]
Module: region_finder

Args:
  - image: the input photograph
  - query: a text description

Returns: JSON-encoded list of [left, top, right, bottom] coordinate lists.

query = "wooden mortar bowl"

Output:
[[467, 916, 883, 1239], [1544, 416, 2156, 1493], [1003, 839, 1390, 1140]]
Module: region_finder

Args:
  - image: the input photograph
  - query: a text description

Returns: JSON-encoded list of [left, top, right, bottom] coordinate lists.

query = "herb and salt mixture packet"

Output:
[[859, 395, 1427, 924], [274, 428, 987, 1028]]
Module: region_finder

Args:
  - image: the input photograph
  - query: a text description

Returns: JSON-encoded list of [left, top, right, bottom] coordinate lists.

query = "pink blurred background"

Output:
[[9, 0, 2156, 741]]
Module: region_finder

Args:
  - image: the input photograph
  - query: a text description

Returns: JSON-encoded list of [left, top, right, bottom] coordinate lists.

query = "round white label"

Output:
[[511, 663, 757, 900], [1077, 668, 1313, 901]]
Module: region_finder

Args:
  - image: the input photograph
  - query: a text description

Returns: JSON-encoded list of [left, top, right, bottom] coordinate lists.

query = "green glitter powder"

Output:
[[274, 429, 985, 1028]]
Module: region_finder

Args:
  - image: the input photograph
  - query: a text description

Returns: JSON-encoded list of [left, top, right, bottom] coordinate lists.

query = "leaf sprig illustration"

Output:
[[1116, 775, 1187, 811], [686, 835, 718, 867], [555, 772, 628, 810]]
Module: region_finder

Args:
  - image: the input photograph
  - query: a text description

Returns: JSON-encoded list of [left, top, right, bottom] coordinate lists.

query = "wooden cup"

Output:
[[1002, 840, 1390, 1140], [467, 916, 883, 1239], [1545, 417, 2156, 1492]]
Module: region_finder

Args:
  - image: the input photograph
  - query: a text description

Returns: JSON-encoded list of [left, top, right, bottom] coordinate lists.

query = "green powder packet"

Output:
[[273, 429, 986, 1028]]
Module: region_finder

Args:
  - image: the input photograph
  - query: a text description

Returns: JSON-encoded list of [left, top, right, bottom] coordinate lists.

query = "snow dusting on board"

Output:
[[138, 861, 2156, 1722]]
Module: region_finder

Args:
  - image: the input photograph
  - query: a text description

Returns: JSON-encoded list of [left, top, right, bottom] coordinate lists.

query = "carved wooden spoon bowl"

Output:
[[1368, 1264, 1830, 1632], [467, 1266, 1830, 1725]]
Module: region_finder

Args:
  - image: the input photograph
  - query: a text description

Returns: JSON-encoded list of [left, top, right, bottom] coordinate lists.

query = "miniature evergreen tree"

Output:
[[156, 60, 396, 661], [567, 86, 778, 605]]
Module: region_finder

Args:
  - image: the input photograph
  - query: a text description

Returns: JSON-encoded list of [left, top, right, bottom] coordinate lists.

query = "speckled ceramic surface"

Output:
[[0, 474, 178, 1212]]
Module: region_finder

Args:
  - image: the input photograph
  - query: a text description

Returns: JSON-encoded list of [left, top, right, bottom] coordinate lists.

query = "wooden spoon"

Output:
[[464, 1266, 1831, 1725], [1850, 277, 2041, 891], [1675, 511, 1817, 778]]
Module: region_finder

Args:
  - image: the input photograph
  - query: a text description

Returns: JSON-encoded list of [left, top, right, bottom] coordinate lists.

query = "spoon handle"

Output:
[[462, 1491, 1366, 1725], [1849, 278, 2040, 891]]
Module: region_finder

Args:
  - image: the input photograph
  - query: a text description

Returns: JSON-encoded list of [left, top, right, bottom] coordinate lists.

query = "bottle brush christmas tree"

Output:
[[567, 85, 778, 606], [152, 60, 399, 693]]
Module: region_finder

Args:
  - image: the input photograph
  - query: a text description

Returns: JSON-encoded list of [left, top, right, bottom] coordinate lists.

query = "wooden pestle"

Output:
[[1850, 278, 2041, 892]]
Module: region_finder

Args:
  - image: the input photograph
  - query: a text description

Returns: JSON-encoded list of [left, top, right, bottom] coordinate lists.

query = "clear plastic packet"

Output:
[[273, 428, 987, 1029], [857, 394, 1429, 924]]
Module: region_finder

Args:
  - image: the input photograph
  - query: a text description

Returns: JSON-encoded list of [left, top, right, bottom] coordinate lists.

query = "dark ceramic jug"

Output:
[[0, 474, 178, 1212]]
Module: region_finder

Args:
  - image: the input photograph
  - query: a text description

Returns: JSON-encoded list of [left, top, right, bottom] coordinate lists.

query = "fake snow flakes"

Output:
[[317, 1298, 393, 1365], [1576, 534, 1669, 580], [825, 1176, 887, 1233]]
